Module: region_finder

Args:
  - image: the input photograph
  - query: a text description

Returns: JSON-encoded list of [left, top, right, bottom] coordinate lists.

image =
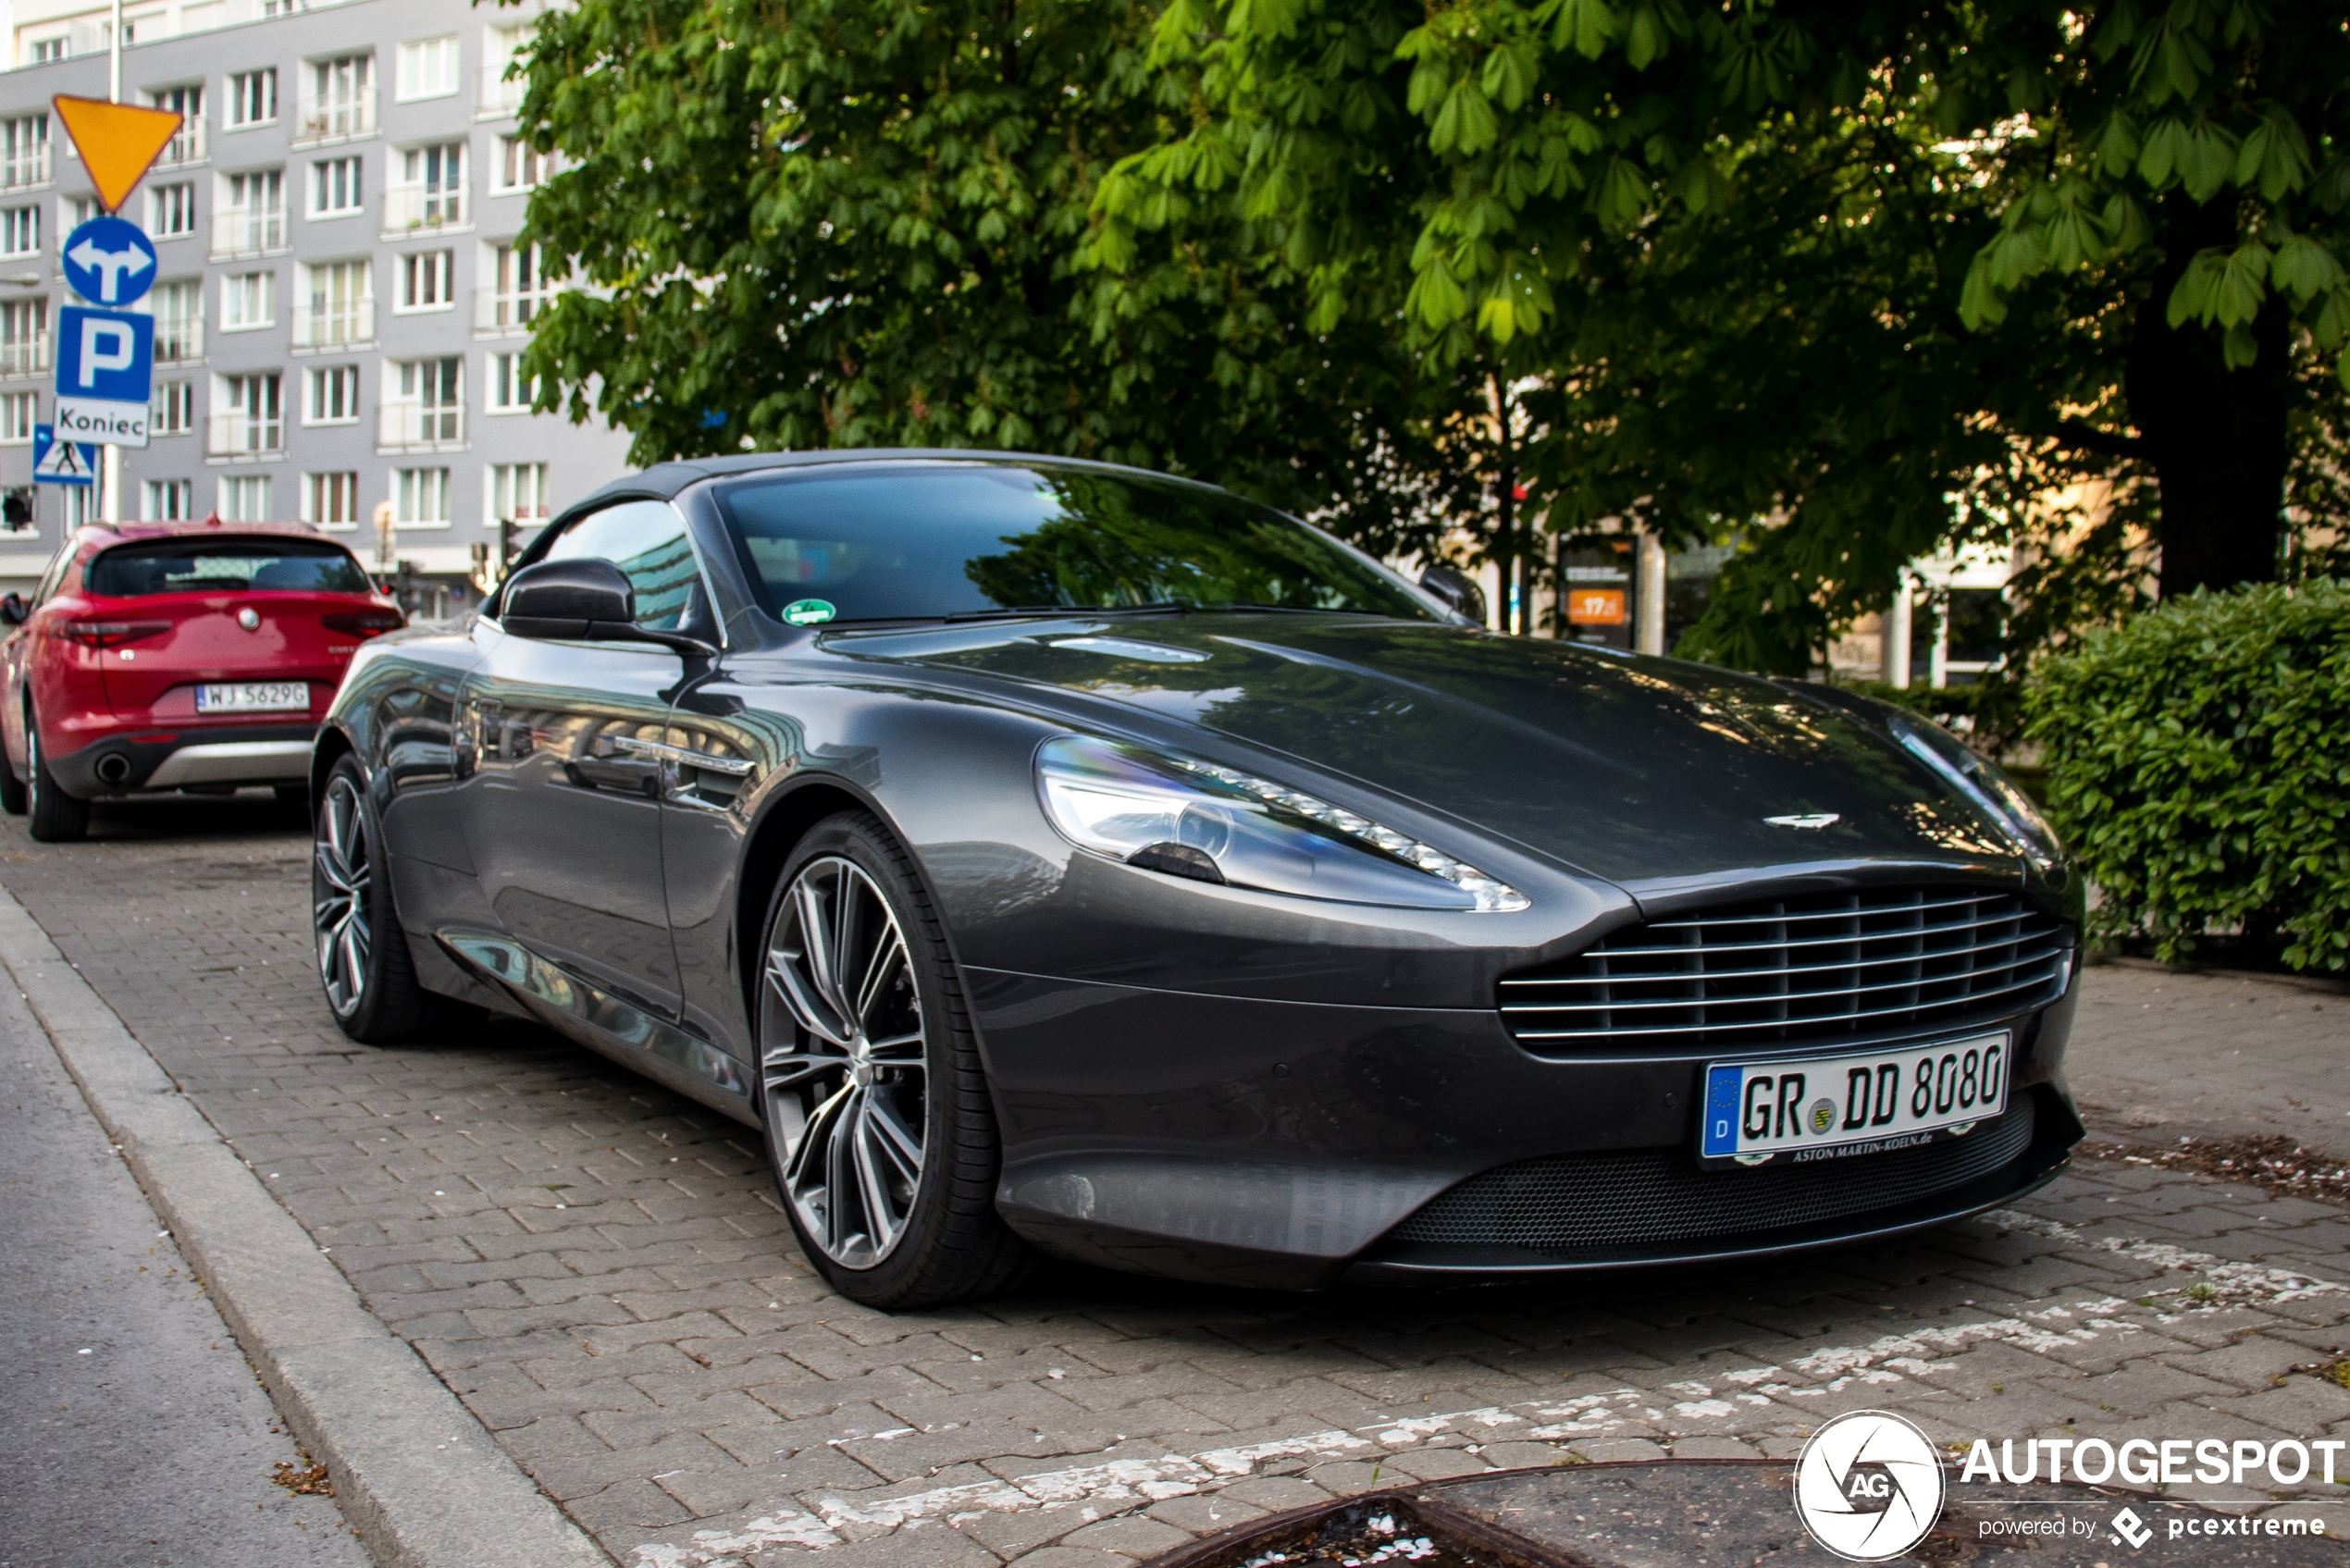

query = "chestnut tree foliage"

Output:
[[509, 0, 1493, 540], [1087, 0, 2350, 669]]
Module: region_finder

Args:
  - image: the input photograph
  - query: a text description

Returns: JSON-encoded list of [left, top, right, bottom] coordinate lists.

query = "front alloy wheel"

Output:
[[757, 813, 1029, 1307], [314, 772, 372, 1019]]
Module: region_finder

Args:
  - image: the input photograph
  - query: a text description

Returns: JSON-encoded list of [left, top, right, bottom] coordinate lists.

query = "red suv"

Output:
[[0, 520, 403, 841]]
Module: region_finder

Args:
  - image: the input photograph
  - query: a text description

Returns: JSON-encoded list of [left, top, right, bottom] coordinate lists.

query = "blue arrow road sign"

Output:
[[55, 304, 154, 405], [31, 423, 97, 486], [61, 216, 158, 307]]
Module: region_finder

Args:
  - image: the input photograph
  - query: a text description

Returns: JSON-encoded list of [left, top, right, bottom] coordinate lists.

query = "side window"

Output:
[[536, 499, 700, 631], [31, 544, 73, 605]]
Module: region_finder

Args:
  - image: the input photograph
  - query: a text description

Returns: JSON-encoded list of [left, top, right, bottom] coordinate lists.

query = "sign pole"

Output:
[[99, 7, 124, 526]]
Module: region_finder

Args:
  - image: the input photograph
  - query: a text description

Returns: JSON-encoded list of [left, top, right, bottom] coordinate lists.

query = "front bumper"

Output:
[[50, 722, 317, 797], [976, 966, 2084, 1290]]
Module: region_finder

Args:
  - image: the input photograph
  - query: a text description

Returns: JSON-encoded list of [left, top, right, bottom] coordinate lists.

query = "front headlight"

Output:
[[1035, 735, 1529, 912], [1890, 717, 2062, 870]]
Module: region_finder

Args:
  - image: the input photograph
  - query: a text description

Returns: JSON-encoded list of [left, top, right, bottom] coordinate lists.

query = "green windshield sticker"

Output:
[[781, 598, 837, 626]]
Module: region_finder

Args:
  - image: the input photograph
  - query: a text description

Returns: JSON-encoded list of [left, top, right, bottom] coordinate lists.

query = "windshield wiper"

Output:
[[943, 601, 1189, 622]]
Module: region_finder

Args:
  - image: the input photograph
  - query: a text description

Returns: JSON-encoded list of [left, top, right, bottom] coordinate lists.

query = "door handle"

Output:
[[611, 735, 755, 776]]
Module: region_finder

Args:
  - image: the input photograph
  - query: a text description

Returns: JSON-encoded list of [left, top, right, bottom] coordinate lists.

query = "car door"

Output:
[[458, 499, 711, 1017]]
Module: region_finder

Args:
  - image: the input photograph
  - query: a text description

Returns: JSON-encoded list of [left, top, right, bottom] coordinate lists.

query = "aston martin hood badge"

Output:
[[1764, 812, 1841, 829]]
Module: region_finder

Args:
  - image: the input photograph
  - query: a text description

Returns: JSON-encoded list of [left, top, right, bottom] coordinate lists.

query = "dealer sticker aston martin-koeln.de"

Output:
[[1699, 1031, 2010, 1167]]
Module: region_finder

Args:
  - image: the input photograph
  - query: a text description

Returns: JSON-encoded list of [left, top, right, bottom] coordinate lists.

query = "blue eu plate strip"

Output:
[[1702, 1064, 1743, 1157]]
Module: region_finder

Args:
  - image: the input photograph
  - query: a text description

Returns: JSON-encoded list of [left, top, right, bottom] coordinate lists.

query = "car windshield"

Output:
[[711, 463, 1436, 624], [86, 538, 374, 598]]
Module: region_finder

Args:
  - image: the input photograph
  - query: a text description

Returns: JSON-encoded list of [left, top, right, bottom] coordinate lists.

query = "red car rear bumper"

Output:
[[45, 722, 317, 796]]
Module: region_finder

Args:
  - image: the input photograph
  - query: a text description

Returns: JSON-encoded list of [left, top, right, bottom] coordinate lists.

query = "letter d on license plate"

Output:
[[1699, 1031, 2010, 1167]]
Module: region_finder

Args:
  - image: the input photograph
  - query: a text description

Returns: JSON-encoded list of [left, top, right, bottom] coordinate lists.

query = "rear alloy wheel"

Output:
[[24, 707, 87, 843], [312, 755, 443, 1043], [759, 813, 1029, 1308]]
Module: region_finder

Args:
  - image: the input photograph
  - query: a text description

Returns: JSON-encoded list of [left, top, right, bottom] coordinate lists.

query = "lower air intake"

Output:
[[1385, 1099, 2035, 1259]]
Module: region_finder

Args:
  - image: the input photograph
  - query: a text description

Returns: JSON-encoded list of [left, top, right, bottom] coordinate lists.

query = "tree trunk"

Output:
[[2124, 214, 2290, 598]]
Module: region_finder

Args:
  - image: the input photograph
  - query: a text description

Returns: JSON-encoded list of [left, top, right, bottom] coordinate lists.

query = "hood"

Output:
[[822, 614, 2019, 888]]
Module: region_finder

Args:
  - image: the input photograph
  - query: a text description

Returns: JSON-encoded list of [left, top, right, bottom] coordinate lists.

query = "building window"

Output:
[[150, 182, 196, 239], [0, 297, 46, 377], [387, 356, 463, 446], [484, 241, 552, 328], [222, 271, 275, 330], [219, 475, 273, 522], [65, 486, 100, 526], [303, 53, 374, 141], [492, 135, 545, 193], [311, 155, 362, 216], [155, 279, 204, 362], [216, 167, 284, 253], [2, 116, 50, 190], [150, 84, 205, 166], [400, 250, 453, 311], [0, 391, 34, 443], [228, 70, 277, 129], [489, 462, 548, 525], [143, 478, 193, 521], [31, 39, 67, 64], [305, 470, 359, 527], [306, 364, 360, 424], [481, 22, 534, 117], [300, 260, 371, 347], [391, 142, 466, 231], [486, 351, 537, 412], [397, 36, 460, 102], [1, 205, 37, 257], [395, 467, 451, 524], [215, 372, 282, 453], [153, 378, 194, 434]]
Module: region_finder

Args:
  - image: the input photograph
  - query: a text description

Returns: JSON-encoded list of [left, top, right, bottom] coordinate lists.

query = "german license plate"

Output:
[[195, 681, 309, 713], [1699, 1032, 2010, 1167]]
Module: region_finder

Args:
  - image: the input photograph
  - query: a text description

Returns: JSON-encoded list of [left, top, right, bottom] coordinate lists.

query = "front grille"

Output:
[[1385, 1099, 2036, 1258], [1502, 885, 2071, 1054]]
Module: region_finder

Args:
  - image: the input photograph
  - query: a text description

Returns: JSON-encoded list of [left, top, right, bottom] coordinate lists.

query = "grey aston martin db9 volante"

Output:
[[312, 451, 2084, 1308]]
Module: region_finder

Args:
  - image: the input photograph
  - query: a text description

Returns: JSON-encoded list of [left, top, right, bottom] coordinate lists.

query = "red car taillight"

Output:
[[322, 610, 407, 638], [52, 620, 171, 648]]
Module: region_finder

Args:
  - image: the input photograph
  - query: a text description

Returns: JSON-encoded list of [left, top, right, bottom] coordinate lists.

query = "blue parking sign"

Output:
[[54, 304, 154, 405]]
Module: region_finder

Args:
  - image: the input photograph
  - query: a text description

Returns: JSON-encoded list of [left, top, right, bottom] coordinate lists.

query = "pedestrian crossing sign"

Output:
[[31, 423, 97, 486]]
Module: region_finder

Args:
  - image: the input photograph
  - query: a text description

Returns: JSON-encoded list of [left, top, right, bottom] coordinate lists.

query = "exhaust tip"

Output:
[[94, 752, 131, 785]]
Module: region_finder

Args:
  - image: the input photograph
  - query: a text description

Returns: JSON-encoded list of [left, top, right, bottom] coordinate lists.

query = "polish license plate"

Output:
[[195, 681, 309, 713], [1699, 1032, 2010, 1167]]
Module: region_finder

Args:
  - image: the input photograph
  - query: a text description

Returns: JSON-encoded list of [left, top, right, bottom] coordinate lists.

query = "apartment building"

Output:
[[0, 0, 631, 598]]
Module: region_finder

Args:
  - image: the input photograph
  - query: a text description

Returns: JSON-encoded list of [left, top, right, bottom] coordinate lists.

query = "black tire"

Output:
[[24, 706, 87, 843], [312, 754, 445, 1043], [756, 810, 1031, 1309], [0, 729, 25, 816]]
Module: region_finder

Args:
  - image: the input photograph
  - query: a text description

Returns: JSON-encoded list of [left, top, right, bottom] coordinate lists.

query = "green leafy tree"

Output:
[[1091, 0, 2350, 667], [510, 0, 1490, 539]]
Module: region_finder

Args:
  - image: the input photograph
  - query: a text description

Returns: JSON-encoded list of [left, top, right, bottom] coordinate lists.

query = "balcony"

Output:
[[0, 332, 50, 377], [477, 63, 525, 119], [210, 208, 288, 258], [473, 287, 555, 336], [0, 151, 52, 191], [155, 119, 208, 169], [294, 298, 374, 350], [294, 87, 376, 146], [206, 413, 284, 460], [382, 186, 466, 235], [155, 321, 205, 364], [377, 402, 464, 451]]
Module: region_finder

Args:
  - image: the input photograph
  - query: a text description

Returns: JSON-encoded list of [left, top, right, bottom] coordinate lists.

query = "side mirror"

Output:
[[1419, 565, 1487, 627], [501, 558, 637, 637], [498, 558, 715, 657], [0, 593, 25, 627]]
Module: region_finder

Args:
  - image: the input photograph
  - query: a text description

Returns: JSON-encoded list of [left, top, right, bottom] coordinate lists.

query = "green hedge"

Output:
[[2025, 581, 2350, 971]]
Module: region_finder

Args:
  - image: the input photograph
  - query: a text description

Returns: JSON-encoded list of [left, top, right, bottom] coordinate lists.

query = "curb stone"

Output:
[[0, 883, 612, 1568]]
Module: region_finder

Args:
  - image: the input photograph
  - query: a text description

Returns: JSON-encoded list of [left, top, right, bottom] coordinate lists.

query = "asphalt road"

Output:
[[0, 971, 369, 1568]]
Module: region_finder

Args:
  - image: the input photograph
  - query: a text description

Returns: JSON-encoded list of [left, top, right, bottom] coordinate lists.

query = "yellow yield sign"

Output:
[[51, 95, 182, 215]]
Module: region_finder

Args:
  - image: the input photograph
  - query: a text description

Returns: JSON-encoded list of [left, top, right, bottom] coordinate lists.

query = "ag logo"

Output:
[[1793, 1409, 1946, 1562]]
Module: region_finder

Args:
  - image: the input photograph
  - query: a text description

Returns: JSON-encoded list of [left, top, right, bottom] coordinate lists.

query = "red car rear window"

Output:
[[87, 538, 373, 598]]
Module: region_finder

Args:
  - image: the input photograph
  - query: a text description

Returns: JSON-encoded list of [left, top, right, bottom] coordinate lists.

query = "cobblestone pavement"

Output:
[[2066, 958, 2350, 1158], [5, 797, 2346, 1568]]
